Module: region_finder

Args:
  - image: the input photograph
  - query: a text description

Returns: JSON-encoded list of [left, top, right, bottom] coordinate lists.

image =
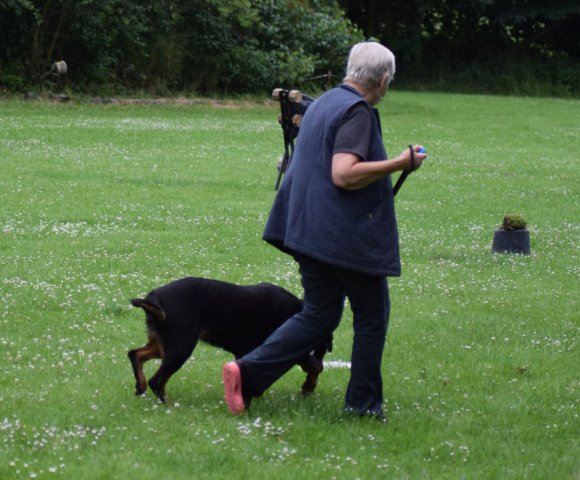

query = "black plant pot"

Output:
[[492, 228, 531, 255]]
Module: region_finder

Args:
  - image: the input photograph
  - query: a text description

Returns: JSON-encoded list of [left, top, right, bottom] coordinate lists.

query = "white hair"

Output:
[[343, 42, 396, 88]]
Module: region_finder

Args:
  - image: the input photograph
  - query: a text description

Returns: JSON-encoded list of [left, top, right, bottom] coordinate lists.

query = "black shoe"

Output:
[[344, 407, 388, 424], [369, 411, 388, 424]]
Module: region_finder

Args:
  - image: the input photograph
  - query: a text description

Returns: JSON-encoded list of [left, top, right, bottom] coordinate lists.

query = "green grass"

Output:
[[0, 92, 578, 479]]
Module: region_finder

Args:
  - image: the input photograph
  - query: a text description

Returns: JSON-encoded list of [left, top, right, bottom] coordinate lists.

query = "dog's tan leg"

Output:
[[128, 338, 163, 396], [299, 355, 324, 396]]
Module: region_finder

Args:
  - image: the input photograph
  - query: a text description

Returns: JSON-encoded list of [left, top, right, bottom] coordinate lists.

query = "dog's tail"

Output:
[[130, 298, 166, 322]]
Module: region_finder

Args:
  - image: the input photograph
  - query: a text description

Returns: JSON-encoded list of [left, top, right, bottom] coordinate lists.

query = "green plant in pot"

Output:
[[492, 214, 531, 255]]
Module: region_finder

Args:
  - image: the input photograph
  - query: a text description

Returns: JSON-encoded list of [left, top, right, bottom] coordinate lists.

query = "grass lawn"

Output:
[[0, 91, 578, 479]]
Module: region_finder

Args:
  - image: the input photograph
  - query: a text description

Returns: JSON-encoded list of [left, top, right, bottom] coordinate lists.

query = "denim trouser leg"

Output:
[[341, 273, 389, 414], [239, 255, 345, 398], [239, 254, 389, 414]]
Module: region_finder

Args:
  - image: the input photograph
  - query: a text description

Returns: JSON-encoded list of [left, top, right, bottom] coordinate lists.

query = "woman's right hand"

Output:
[[398, 145, 427, 171]]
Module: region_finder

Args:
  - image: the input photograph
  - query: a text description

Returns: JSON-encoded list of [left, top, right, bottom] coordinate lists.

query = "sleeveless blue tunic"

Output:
[[263, 85, 401, 277]]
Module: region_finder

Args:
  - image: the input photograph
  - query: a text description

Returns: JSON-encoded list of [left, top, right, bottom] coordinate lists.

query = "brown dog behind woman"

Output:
[[128, 276, 331, 404]]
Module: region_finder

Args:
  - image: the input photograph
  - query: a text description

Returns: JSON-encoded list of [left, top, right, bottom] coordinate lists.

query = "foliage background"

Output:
[[0, 0, 362, 94], [341, 0, 580, 96], [0, 0, 579, 96]]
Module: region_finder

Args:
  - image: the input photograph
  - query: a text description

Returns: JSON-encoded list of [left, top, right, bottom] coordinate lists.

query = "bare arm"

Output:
[[331, 145, 426, 190]]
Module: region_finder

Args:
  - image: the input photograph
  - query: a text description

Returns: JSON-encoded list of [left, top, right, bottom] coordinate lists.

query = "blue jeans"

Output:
[[239, 253, 390, 414]]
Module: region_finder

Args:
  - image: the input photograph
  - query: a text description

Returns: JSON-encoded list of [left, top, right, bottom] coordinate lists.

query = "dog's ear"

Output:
[[130, 298, 166, 321]]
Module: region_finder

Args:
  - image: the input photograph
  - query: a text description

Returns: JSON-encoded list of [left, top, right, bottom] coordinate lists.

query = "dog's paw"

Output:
[[300, 378, 317, 397]]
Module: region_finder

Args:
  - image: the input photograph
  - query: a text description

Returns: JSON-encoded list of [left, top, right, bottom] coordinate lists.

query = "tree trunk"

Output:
[[368, 0, 378, 38]]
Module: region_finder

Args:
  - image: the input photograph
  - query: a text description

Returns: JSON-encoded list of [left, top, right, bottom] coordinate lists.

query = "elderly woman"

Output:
[[223, 42, 426, 422]]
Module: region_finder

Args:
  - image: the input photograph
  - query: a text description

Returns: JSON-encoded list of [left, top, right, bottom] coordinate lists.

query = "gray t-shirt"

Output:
[[333, 103, 372, 160]]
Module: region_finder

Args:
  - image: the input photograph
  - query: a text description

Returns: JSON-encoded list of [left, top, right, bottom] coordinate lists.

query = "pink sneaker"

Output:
[[222, 362, 246, 415]]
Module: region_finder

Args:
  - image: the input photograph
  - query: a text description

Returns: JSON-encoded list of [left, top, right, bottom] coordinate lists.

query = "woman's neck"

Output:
[[343, 80, 383, 106]]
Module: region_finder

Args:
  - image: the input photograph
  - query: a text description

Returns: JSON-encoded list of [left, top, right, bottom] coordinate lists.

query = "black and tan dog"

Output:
[[128, 277, 331, 403]]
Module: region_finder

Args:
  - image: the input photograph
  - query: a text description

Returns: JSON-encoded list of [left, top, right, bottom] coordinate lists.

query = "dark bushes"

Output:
[[0, 0, 363, 94]]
